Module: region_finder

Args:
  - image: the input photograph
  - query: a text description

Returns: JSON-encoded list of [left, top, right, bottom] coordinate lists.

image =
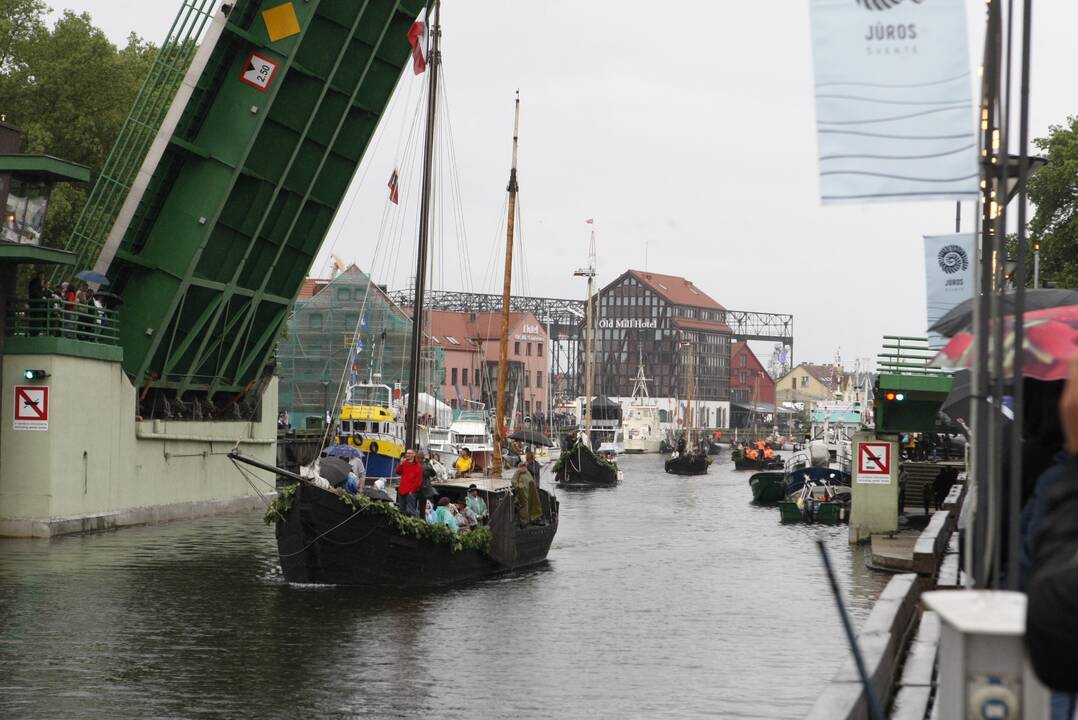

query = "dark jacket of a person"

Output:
[[421, 460, 438, 498], [1024, 452, 1078, 693], [527, 460, 541, 487], [28, 277, 51, 302]]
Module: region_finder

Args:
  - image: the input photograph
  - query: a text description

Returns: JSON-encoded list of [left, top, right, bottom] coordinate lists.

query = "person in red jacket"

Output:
[[395, 449, 423, 517]]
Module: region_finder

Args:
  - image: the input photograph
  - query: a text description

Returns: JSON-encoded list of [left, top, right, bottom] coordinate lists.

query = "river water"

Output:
[[0, 453, 888, 719]]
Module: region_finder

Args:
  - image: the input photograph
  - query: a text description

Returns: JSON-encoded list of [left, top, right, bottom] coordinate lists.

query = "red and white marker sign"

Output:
[[858, 442, 891, 476], [14, 385, 48, 431], [240, 52, 278, 92]]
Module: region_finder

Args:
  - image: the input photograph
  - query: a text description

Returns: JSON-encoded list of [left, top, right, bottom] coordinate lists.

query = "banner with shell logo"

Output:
[[924, 233, 975, 349], [809, 0, 979, 204]]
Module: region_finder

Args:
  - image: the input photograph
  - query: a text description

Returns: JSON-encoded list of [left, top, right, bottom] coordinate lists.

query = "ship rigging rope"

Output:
[[277, 505, 378, 558], [229, 458, 275, 509]]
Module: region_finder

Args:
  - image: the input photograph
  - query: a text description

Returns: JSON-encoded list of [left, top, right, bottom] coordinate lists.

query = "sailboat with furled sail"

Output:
[[664, 341, 710, 475], [230, 4, 556, 586], [553, 228, 621, 487]]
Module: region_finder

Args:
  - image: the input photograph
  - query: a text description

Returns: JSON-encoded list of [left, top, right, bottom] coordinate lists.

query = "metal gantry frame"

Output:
[[387, 288, 793, 400]]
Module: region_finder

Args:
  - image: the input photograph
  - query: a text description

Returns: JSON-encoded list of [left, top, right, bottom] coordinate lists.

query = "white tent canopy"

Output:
[[404, 393, 453, 427]]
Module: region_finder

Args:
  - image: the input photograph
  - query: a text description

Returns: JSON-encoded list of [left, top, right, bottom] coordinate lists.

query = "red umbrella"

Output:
[[932, 304, 1078, 381]]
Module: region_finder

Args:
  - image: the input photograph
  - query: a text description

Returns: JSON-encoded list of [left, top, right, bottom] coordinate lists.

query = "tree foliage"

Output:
[[1028, 116, 1078, 289], [0, 1, 156, 249]]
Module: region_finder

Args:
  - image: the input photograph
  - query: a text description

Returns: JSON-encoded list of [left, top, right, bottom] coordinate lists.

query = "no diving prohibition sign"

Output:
[[857, 441, 891, 484], [14, 385, 48, 431]]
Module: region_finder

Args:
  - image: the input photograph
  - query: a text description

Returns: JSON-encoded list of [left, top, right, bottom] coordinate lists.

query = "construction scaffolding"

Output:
[[277, 267, 442, 427]]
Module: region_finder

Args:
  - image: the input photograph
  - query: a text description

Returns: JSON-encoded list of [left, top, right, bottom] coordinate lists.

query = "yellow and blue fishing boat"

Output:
[[337, 383, 406, 479]]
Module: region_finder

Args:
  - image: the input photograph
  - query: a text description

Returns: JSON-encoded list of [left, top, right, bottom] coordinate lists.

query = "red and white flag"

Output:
[[407, 10, 427, 75], [387, 168, 399, 204], [585, 218, 594, 224]]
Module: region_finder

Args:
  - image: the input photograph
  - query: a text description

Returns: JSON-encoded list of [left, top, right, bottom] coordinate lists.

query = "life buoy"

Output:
[[369, 441, 379, 455]]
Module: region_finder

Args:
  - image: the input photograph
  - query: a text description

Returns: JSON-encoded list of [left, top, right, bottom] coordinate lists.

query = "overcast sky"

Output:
[[53, 1, 1078, 367]]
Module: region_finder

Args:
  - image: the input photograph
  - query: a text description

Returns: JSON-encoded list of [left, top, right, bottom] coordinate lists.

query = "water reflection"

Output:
[[0, 454, 888, 719]]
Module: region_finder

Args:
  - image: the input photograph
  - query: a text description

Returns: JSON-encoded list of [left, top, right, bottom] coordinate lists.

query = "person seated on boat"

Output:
[[676, 436, 687, 455], [453, 447, 474, 477], [349, 455, 366, 492], [395, 448, 423, 517], [424, 499, 438, 524], [763, 446, 775, 461], [364, 478, 393, 502], [511, 460, 544, 528], [455, 500, 478, 531], [432, 496, 458, 533], [745, 447, 759, 460], [429, 453, 449, 481], [466, 484, 489, 525]]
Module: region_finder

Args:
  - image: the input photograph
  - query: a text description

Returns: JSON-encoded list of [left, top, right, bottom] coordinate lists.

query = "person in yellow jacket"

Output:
[[453, 447, 474, 476]]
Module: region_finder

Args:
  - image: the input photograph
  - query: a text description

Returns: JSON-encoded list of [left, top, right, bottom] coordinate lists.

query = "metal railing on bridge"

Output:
[[6, 299, 120, 346]]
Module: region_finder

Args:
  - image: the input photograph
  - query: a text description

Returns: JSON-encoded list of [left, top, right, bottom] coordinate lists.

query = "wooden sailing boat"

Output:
[[230, 5, 557, 586], [664, 341, 710, 475], [553, 229, 620, 486]]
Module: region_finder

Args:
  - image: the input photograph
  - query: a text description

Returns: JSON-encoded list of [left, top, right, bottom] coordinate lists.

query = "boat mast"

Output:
[[686, 343, 694, 445], [492, 91, 521, 479], [579, 230, 597, 439], [404, 0, 440, 451]]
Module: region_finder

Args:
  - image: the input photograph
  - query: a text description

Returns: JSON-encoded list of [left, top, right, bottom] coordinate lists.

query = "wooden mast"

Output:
[[685, 343, 694, 446], [492, 92, 521, 479], [583, 231, 596, 440], [404, 0, 440, 452]]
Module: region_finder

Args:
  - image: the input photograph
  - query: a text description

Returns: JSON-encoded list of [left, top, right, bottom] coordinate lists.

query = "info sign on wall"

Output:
[[856, 441, 891, 484]]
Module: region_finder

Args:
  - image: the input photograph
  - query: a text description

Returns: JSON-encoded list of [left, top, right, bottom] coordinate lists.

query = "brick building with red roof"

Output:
[[587, 270, 734, 424]]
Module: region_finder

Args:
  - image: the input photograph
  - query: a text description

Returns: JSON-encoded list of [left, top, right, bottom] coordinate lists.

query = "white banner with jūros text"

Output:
[[809, 0, 979, 204], [924, 233, 975, 349]]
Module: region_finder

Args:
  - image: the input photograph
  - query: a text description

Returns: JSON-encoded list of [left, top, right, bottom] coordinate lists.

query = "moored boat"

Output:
[[749, 471, 786, 503], [338, 382, 406, 478], [623, 362, 661, 453]]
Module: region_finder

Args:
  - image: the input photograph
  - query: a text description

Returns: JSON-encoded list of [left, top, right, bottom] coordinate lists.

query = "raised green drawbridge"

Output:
[[66, 0, 423, 411]]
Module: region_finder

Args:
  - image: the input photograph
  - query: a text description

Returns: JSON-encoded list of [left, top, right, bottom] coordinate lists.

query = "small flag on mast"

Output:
[[407, 10, 427, 75], [388, 168, 399, 204]]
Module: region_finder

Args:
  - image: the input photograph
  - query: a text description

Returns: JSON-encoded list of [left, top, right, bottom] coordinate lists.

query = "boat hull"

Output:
[[275, 482, 558, 587], [664, 455, 710, 476], [554, 442, 619, 487], [749, 471, 786, 503]]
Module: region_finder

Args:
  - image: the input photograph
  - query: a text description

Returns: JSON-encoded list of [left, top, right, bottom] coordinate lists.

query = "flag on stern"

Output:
[[388, 168, 400, 204], [407, 10, 427, 75]]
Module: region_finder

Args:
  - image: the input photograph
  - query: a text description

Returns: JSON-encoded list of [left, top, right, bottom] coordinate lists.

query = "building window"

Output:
[[740, 354, 747, 367], [514, 341, 520, 355], [537, 343, 544, 357], [461, 368, 469, 386], [451, 368, 458, 385], [524, 371, 530, 387], [536, 371, 543, 388], [526, 342, 532, 356], [309, 313, 323, 329], [536, 401, 542, 414], [800, 376, 809, 388], [337, 287, 350, 301], [524, 400, 531, 414]]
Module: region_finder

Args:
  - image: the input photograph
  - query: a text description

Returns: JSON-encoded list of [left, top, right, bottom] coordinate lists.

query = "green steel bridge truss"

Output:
[[68, 0, 423, 402]]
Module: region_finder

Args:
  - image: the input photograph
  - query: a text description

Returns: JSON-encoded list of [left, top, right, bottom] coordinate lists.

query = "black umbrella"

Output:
[[929, 288, 1078, 337], [318, 455, 351, 487], [508, 429, 553, 447]]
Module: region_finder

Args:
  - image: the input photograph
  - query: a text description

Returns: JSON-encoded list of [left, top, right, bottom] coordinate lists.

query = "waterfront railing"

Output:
[[5, 299, 120, 346]]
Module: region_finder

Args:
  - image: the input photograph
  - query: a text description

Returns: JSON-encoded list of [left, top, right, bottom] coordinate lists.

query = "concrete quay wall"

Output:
[[0, 354, 278, 537]]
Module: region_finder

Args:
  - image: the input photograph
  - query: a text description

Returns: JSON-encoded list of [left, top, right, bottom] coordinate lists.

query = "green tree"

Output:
[[1028, 116, 1078, 288], [0, 4, 156, 249]]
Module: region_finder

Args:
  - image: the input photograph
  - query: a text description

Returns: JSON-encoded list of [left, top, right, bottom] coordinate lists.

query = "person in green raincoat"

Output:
[[511, 460, 544, 528]]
